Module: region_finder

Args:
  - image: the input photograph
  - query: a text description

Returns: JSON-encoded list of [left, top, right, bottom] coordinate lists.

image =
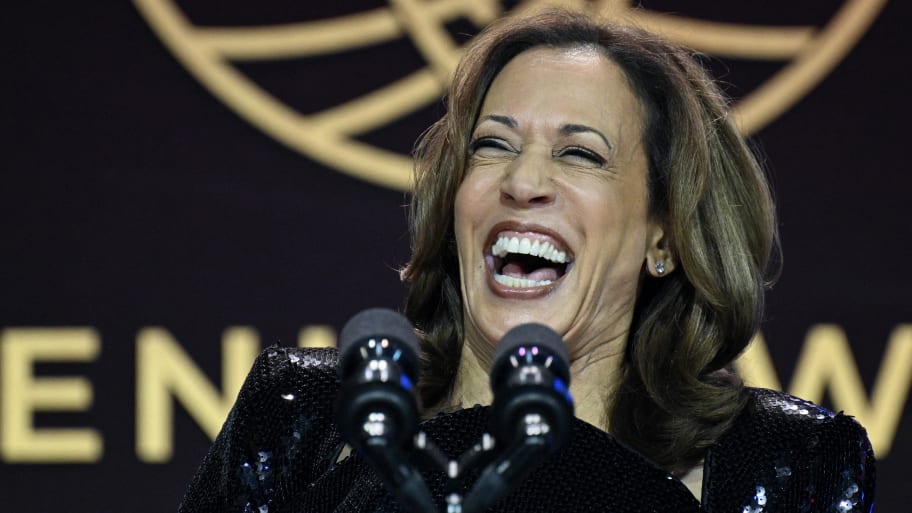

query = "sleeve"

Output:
[[178, 347, 342, 513], [702, 389, 876, 513], [806, 412, 876, 513]]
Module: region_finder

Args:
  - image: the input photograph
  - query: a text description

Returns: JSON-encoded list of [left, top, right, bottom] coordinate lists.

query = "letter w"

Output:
[[737, 325, 912, 457]]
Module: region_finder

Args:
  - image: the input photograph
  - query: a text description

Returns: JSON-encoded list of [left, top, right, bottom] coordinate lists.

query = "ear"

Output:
[[645, 221, 676, 278]]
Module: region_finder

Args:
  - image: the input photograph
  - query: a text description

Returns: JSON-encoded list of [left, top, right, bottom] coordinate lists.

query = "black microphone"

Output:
[[462, 323, 573, 513], [336, 308, 435, 513]]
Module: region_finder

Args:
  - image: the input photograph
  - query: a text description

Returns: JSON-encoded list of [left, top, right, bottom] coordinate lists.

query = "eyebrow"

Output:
[[560, 124, 614, 150], [478, 116, 614, 151], [478, 114, 517, 128]]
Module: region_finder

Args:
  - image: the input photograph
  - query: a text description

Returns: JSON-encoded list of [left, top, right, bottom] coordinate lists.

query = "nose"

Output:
[[499, 153, 556, 207]]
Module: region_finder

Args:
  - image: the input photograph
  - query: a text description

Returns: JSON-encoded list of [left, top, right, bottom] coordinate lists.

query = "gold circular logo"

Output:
[[134, 0, 888, 191]]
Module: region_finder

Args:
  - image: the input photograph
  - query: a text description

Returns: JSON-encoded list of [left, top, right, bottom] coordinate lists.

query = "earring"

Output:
[[655, 260, 666, 276]]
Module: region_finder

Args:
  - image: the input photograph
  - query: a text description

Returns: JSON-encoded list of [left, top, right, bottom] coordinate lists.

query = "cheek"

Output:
[[578, 183, 652, 265], [453, 172, 492, 229], [453, 180, 481, 253], [453, 185, 471, 236]]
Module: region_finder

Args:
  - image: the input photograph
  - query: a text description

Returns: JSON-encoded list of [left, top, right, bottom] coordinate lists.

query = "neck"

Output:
[[450, 334, 626, 432], [566, 341, 625, 431], [450, 336, 494, 409]]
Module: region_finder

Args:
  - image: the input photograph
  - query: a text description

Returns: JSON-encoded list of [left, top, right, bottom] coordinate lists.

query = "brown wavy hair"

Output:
[[401, 9, 779, 474]]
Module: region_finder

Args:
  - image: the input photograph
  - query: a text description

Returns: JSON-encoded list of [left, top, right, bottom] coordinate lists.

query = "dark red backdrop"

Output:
[[2, 1, 909, 511]]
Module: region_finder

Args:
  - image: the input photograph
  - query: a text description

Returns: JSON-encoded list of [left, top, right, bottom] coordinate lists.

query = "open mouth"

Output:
[[489, 234, 572, 289]]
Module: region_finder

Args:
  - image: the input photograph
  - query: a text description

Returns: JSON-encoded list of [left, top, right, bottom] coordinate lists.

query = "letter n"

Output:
[[136, 327, 259, 462]]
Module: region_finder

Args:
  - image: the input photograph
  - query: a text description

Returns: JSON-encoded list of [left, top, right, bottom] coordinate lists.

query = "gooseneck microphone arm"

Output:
[[359, 438, 435, 513], [461, 415, 553, 513]]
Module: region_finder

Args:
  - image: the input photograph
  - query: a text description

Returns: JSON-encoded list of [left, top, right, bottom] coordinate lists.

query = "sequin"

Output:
[[740, 485, 768, 513], [755, 486, 767, 506], [179, 347, 876, 513]]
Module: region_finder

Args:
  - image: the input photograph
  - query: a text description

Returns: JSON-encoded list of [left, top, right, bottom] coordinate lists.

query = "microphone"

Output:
[[489, 323, 573, 447], [462, 323, 573, 513], [336, 308, 434, 513]]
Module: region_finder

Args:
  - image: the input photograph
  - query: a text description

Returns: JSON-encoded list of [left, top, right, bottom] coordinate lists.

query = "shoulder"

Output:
[[228, 345, 343, 464], [180, 346, 343, 513], [247, 345, 340, 381], [703, 388, 875, 512], [745, 387, 864, 433], [742, 388, 872, 457], [232, 346, 341, 421]]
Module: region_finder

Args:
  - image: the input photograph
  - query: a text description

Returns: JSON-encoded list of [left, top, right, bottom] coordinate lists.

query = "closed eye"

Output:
[[469, 137, 515, 156], [554, 146, 606, 167]]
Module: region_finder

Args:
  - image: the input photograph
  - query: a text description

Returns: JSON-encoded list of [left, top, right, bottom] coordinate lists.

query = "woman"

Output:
[[181, 9, 875, 513]]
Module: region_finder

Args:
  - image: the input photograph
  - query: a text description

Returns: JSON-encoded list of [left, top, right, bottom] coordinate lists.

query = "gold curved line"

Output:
[[460, 0, 503, 27], [389, 0, 462, 84], [195, 9, 401, 60], [629, 11, 815, 60], [519, 0, 812, 60], [192, 0, 480, 61], [591, 0, 631, 16], [308, 69, 442, 135], [302, 138, 415, 191], [601, 0, 633, 14], [734, 0, 889, 135], [512, 0, 594, 18], [135, 0, 889, 190], [133, 0, 413, 190]]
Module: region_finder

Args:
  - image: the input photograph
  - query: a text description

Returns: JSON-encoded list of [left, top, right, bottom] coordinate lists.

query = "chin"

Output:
[[468, 296, 571, 347]]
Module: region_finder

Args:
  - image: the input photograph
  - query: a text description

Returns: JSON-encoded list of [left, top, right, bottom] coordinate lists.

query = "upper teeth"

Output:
[[491, 236, 569, 263]]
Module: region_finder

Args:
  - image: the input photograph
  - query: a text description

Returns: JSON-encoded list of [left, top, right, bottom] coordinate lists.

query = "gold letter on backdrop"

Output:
[[738, 325, 912, 457], [790, 324, 912, 458], [0, 328, 103, 463], [135, 327, 259, 462], [298, 324, 336, 348]]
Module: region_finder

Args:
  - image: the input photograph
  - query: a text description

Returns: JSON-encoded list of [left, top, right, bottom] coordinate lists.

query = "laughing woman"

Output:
[[180, 9, 875, 513]]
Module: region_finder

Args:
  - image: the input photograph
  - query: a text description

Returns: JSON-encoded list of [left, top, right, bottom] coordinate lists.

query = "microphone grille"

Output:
[[494, 323, 568, 366], [338, 307, 419, 356]]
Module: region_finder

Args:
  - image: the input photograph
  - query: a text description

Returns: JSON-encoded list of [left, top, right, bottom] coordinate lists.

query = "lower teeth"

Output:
[[494, 274, 553, 288]]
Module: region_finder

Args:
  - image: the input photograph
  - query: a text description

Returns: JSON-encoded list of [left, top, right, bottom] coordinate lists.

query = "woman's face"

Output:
[[454, 46, 668, 359]]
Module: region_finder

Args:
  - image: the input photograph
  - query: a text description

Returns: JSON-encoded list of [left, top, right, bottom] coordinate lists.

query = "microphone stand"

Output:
[[397, 414, 557, 513], [340, 384, 438, 513], [360, 433, 437, 513], [350, 403, 562, 513], [460, 413, 554, 513]]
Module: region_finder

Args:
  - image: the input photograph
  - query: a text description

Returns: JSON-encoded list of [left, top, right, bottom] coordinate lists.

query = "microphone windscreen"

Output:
[[338, 307, 419, 356], [493, 323, 568, 368]]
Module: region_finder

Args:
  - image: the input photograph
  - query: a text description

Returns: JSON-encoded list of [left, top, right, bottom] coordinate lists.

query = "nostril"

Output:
[[499, 162, 557, 206], [501, 189, 555, 207]]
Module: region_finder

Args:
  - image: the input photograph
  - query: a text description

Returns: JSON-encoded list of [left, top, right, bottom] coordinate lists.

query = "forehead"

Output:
[[477, 46, 643, 137]]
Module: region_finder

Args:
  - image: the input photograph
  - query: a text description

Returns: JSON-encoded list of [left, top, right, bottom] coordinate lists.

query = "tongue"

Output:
[[502, 262, 560, 282]]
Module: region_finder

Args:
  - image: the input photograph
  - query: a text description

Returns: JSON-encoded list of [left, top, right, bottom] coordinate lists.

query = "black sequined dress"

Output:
[[179, 347, 875, 513]]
